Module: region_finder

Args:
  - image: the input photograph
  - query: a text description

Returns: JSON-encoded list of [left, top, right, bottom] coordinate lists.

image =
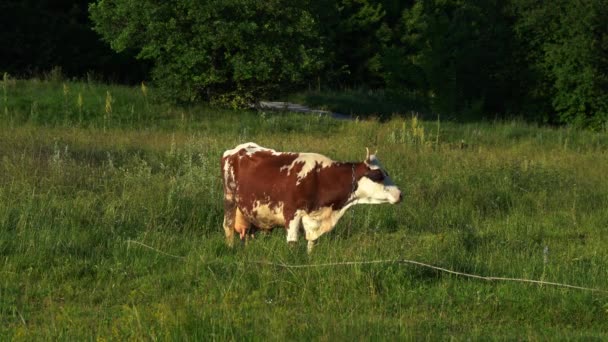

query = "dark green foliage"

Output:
[[3, 0, 607, 127], [0, 0, 147, 82], [511, 0, 608, 128], [399, 0, 520, 119], [311, 0, 388, 88], [89, 0, 322, 105]]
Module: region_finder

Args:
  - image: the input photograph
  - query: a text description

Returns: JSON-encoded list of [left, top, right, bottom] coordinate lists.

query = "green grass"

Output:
[[1, 79, 608, 340]]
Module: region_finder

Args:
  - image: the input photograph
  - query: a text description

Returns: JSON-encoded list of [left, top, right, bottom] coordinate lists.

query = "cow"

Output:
[[221, 142, 402, 253]]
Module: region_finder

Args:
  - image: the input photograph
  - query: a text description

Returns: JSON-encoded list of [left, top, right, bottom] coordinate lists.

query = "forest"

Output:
[[3, 0, 607, 128]]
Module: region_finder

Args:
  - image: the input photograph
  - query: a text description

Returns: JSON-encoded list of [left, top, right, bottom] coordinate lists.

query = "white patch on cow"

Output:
[[284, 153, 334, 184], [223, 142, 283, 158], [301, 205, 354, 241], [222, 158, 238, 194], [250, 200, 285, 229], [222, 158, 233, 182]]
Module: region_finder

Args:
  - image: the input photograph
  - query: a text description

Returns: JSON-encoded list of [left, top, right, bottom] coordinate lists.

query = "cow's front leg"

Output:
[[307, 240, 316, 254], [302, 216, 321, 253], [302, 216, 321, 241], [302, 217, 336, 253], [286, 213, 302, 244]]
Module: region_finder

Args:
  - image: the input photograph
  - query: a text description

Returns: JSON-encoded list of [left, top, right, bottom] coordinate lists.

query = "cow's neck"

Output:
[[340, 161, 368, 205], [327, 162, 367, 226], [313, 161, 368, 214]]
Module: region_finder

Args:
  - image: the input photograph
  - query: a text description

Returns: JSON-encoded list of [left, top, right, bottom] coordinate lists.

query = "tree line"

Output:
[[1, 0, 148, 83], [3, 1, 607, 128]]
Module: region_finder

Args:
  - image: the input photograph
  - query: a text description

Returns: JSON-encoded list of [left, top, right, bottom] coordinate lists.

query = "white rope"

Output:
[[127, 239, 185, 259], [250, 259, 608, 293], [125, 240, 607, 294]]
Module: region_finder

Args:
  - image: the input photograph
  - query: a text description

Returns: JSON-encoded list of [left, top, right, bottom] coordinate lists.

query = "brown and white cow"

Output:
[[221, 142, 402, 252]]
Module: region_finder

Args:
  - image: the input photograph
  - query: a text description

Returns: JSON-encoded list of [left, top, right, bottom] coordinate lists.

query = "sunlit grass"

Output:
[[1, 79, 607, 340]]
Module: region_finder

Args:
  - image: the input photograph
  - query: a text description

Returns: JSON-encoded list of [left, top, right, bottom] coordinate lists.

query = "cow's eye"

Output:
[[366, 170, 385, 183]]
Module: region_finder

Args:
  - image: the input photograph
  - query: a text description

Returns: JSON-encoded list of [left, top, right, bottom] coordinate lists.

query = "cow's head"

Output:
[[354, 148, 402, 204]]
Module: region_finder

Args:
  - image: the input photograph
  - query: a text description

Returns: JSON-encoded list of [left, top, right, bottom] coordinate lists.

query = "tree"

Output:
[[311, 0, 390, 89], [511, 0, 608, 128], [89, 0, 322, 106], [401, 0, 520, 118], [512, 0, 608, 128]]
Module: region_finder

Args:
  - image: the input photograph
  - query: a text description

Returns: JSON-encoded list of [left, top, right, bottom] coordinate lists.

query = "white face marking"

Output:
[[284, 153, 334, 184], [355, 178, 401, 204], [356, 154, 402, 204]]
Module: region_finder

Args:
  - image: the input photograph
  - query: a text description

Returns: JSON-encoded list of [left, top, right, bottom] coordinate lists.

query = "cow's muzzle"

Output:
[[388, 189, 403, 204]]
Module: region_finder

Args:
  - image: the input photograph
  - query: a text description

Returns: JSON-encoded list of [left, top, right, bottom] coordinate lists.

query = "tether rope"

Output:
[[127, 239, 608, 294]]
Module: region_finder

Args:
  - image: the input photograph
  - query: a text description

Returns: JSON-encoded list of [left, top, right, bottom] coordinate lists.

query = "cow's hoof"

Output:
[[288, 241, 298, 248]]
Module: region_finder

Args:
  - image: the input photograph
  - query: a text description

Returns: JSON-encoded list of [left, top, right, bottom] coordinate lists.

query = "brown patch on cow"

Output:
[[224, 150, 301, 226]]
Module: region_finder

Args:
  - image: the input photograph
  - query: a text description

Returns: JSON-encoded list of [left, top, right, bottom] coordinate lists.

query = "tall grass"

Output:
[[2, 73, 7, 118], [1, 79, 607, 340]]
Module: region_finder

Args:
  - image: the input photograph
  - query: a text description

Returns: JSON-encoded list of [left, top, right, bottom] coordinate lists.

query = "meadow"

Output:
[[1, 77, 608, 340]]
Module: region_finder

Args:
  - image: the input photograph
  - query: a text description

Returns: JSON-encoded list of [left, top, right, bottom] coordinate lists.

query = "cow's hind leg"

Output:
[[223, 197, 237, 247]]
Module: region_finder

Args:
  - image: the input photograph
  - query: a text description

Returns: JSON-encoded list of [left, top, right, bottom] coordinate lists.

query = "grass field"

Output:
[[1, 78, 608, 339]]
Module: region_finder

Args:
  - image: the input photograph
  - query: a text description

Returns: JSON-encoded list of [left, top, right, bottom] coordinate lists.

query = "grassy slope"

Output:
[[1, 80, 608, 340]]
